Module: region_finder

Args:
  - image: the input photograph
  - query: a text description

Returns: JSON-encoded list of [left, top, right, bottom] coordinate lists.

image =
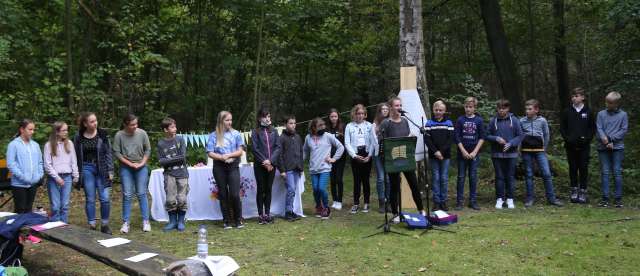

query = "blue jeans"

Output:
[[430, 158, 450, 203], [121, 165, 150, 222], [285, 171, 301, 212], [492, 158, 517, 200], [522, 152, 557, 202], [311, 172, 330, 208], [456, 155, 480, 204], [598, 150, 624, 201], [373, 155, 390, 201], [83, 163, 111, 225], [47, 174, 73, 223]]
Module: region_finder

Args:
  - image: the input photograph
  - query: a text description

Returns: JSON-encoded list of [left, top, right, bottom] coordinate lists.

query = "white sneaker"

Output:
[[495, 199, 504, 209], [120, 222, 129, 234], [335, 202, 342, 210], [142, 220, 151, 232], [331, 202, 337, 209], [392, 216, 400, 224], [506, 198, 515, 209], [420, 210, 427, 217]]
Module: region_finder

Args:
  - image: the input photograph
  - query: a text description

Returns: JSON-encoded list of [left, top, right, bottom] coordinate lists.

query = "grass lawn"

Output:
[[13, 163, 640, 275]]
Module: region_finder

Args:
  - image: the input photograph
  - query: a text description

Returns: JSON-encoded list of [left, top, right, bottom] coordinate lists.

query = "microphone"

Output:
[[399, 110, 409, 115]]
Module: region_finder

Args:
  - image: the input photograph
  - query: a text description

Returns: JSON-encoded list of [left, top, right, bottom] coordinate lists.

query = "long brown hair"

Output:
[[49, 121, 71, 156], [373, 103, 390, 125], [326, 108, 343, 133], [216, 111, 232, 147], [78, 112, 96, 135], [308, 117, 324, 135]]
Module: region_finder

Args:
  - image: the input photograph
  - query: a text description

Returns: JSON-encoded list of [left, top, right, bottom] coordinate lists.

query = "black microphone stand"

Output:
[[365, 127, 409, 238]]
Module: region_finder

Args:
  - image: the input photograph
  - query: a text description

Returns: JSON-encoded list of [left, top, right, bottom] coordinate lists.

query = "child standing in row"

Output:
[[44, 121, 79, 223], [486, 100, 523, 209], [424, 100, 454, 211], [596, 92, 628, 208], [157, 118, 189, 232], [7, 119, 44, 214], [520, 100, 562, 207], [345, 104, 376, 214], [304, 118, 344, 219], [251, 107, 280, 224], [276, 116, 304, 221], [454, 97, 484, 211], [559, 88, 595, 204]]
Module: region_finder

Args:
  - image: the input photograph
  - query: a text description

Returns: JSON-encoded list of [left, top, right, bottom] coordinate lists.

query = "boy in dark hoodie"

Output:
[[486, 99, 523, 209], [424, 100, 454, 211], [275, 115, 304, 221], [559, 87, 595, 204]]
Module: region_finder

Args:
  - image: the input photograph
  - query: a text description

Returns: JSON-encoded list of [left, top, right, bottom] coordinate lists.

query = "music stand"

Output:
[[365, 136, 416, 238]]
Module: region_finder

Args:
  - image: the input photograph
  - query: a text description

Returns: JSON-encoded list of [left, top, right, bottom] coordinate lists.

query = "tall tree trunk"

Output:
[[479, 0, 524, 114], [65, 0, 74, 112], [253, 2, 265, 115], [527, 0, 536, 99], [553, 0, 570, 110], [399, 0, 430, 117]]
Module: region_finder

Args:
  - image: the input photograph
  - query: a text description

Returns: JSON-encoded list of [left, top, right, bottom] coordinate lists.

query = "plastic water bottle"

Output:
[[197, 225, 208, 259]]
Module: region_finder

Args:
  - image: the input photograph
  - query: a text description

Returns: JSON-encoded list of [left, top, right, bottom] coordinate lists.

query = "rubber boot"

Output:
[[163, 211, 177, 232], [177, 210, 186, 232]]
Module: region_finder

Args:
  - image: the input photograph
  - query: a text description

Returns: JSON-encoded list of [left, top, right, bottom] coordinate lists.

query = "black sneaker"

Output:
[[570, 187, 579, 203], [100, 225, 112, 235], [89, 224, 97, 231], [223, 223, 233, 230], [454, 202, 463, 211], [548, 199, 564, 207], [578, 189, 588, 204], [524, 199, 534, 208], [468, 202, 481, 210], [432, 202, 440, 211], [598, 200, 609, 208], [614, 199, 623, 208], [441, 202, 449, 212], [350, 205, 359, 214], [236, 220, 245, 229], [266, 214, 275, 224]]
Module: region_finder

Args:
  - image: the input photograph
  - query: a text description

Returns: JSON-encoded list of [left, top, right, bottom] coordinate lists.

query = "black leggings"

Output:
[[254, 164, 275, 215], [213, 162, 242, 224], [388, 171, 424, 215], [13, 185, 38, 214], [330, 158, 346, 202], [352, 159, 372, 205]]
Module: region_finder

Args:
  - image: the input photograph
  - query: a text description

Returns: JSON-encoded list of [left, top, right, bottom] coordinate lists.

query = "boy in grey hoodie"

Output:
[[596, 91, 628, 208], [520, 99, 563, 208], [303, 117, 344, 219]]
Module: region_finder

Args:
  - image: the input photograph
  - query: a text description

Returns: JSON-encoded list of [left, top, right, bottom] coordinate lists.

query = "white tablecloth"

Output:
[[149, 165, 305, 221]]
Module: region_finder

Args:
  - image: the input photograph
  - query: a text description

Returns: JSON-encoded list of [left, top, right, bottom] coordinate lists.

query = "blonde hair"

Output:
[[605, 91, 622, 103], [49, 121, 71, 156], [464, 97, 478, 107], [433, 100, 446, 110], [525, 99, 540, 109], [215, 111, 232, 147], [350, 104, 367, 121]]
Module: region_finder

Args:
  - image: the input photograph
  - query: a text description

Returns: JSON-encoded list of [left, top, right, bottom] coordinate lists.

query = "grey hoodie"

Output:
[[596, 109, 628, 150], [303, 132, 344, 174]]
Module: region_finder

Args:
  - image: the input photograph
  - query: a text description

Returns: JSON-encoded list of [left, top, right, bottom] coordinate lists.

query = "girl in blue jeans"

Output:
[[44, 121, 79, 223], [74, 112, 114, 234], [303, 118, 344, 219], [113, 114, 152, 233], [372, 103, 390, 213]]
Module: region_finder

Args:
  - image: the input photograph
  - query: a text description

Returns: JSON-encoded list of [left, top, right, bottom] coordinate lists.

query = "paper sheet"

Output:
[[189, 256, 240, 276], [97, 237, 131, 248], [434, 210, 449, 219], [31, 221, 67, 231], [0, 212, 16, 218], [125, 253, 158, 262]]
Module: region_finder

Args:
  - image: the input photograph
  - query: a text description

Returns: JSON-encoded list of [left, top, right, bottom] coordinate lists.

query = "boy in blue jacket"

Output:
[[424, 100, 454, 211], [486, 100, 523, 209]]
